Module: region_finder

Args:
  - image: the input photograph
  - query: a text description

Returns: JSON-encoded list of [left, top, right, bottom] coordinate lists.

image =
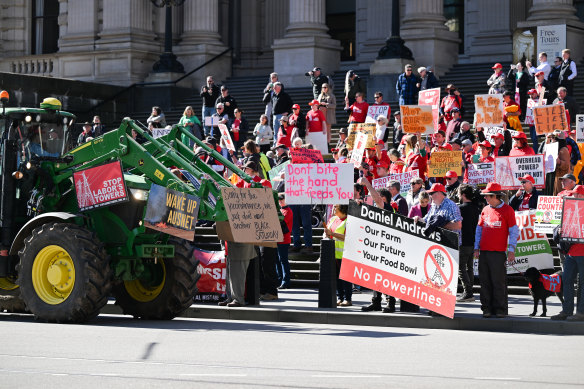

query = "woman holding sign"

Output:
[[323, 204, 350, 306]]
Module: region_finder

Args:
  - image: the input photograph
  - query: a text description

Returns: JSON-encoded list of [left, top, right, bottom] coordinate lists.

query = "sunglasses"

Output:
[[322, 86, 328, 89], [375, 96, 381, 99]]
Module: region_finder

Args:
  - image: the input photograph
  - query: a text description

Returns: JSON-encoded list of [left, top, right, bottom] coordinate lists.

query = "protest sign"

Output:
[[543, 141, 559, 173], [533, 104, 568, 134], [340, 201, 459, 318], [346, 123, 376, 149], [218, 187, 283, 246], [152, 128, 171, 138], [400, 105, 434, 134], [305, 131, 329, 154], [535, 196, 564, 234], [195, 248, 226, 294], [428, 150, 463, 177], [285, 163, 354, 205], [365, 104, 390, 123], [204, 116, 219, 127], [561, 197, 584, 243], [267, 160, 290, 187], [349, 132, 368, 168], [576, 115, 584, 143], [372, 170, 419, 192], [418, 88, 440, 130], [290, 147, 324, 164], [466, 162, 495, 186], [73, 161, 129, 211], [218, 123, 235, 151], [474, 94, 504, 127], [144, 184, 200, 241], [483, 127, 519, 144], [494, 155, 545, 189], [525, 98, 547, 126]]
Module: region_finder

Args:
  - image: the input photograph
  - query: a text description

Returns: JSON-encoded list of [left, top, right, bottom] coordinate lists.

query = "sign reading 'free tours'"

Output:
[[340, 201, 459, 318]]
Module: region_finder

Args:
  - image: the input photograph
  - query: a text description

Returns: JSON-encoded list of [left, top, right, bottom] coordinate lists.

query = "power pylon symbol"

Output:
[[76, 172, 96, 208], [563, 201, 582, 239], [496, 158, 515, 187], [431, 250, 445, 284]]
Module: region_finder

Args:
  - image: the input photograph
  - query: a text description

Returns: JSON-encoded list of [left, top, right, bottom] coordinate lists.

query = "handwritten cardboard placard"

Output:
[[365, 104, 390, 123], [494, 155, 546, 189], [400, 105, 434, 134], [466, 162, 494, 186], [372, 170, 419, 192], [285, 163, 354, 205], [219, 187, 282, 245], [428, 150, 463, 177], [576, 114, 584, 143], [218, 123, 235, 151], [474, 94, 504, 127], [533, 104, 568, 134], [290, 147, 324, 164], [483, 127, 519, 144], [418, 88, 440, 131], [349, 132, 368, 168], [346, 122, 376, 149]]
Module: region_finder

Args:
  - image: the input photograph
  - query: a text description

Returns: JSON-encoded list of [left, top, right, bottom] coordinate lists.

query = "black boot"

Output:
[[383, 296, 396, 313], [361, 302, 382, 312]]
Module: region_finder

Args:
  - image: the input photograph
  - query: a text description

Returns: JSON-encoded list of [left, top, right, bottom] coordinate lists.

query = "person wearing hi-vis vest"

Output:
[[323, 204, 350, 306], [474, 182, 519, 318]]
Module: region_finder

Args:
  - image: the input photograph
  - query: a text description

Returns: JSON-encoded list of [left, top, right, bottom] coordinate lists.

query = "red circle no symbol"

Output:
[[423, 245, 454, 288]]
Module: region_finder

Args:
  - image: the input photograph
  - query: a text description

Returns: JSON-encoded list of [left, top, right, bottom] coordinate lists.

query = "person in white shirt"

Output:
[[526, 52, 551, 80], [559, 48, 578, 96]]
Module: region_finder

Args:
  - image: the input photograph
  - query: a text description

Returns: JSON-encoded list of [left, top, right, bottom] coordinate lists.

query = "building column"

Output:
[[272, 0, 342, 88], [400, 0, 459, 76], [356, 0, 394, 68], [58, 0, 98, 52], [526, 0, 579, 22]]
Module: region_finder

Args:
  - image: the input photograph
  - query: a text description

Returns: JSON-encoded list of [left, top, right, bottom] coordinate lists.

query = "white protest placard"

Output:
[[537, 25, 566, 60], [483, 127, 520, 144], [466, 162, 495, 186], [474, 94, 504, 127], [543, 141, 559, 174], [350, 132, 368, 168], [576, 115, 584, 143], [418, 88, 440, 131], [284, 163, 354, 205], [525, 98, 547, 126], [218, 123, 235, 151], [372, 170, 419, 193], [494, 155, 546, 190], [340, 202, 459, 318], [204, 116, 219, 127], [535, 196, 564, 234], [152, 128, 172, 138], [365, 104, 390, 123]]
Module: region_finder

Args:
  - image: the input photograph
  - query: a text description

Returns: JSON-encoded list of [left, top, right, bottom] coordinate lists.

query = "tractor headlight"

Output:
[[130, 188, 149, 201]]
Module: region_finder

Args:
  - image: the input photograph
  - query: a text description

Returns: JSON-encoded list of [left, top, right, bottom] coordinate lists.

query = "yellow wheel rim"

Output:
[[32, 245, 76, 305], [0, 277, 18, 291], [124, 260, 166, 303]]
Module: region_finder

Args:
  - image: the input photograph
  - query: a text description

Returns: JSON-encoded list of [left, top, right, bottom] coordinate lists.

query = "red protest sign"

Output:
[[561, 198, 584, 243], [290, 147, 324, 164], [73, 161, 129, 211], [194, 248, 226, 294], [418, 88, 440, 131]]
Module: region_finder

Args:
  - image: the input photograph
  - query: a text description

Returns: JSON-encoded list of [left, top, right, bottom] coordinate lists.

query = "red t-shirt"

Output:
[[390, 160, 405, 174], [279, 206, 293, 245], [364, 157, 379, 178], [509, 146, 535, 156], [306, 109, 326, 133], [232, 119, 241, 141], [348, 101, 369, 123], [519, 192, 532, 211], [478, 204, 517, 252], [276, 124, 293, 147], [406, 151, 427, 180]]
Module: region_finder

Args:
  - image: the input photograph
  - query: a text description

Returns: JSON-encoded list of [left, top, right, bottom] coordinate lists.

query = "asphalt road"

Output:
[[0, 313, 583, 388]]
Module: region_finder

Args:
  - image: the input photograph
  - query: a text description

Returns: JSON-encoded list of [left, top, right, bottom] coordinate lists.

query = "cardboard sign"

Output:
[[144, 184, 200, 241], [533, 104, 568, 134], [525, 98, 547, 126], [494, 155, 546, 189], [346, 123, 376, 149], [372, 170, 419, 193], [218, 123, 235, 151], [350, 132, 368, 168], [152, 128, 171, 138], [400, 105, 434, 134], [195, 248, 226, 294], [535, 196, 564, 234], [290, 148, 324, 164], [474, 94, 504, 127], [483, 127, 519, 144], [365, 104, 390, 123], [418, 88, 440, 131], [340, 201, 459, 318], [561, 197, 584, 243], [428, 150, 463, 177], [267, 161, 290, 187], [543, 141, 559, 173], [73, 161, 129, 211], [285, 163, 354, 205], [204, 116, 219, 127], [576, 115, 584, 143], [466, 162, 495, 186], [219, 187, 283, 244]]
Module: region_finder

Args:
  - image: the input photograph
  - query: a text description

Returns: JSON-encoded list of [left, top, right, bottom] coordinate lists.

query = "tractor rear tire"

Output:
[[17, 223, 112, 323], [113, 239, 199, 320]]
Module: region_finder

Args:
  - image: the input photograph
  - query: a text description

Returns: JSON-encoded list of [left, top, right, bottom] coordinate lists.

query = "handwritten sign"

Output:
[[372, 170, 419, 192], [466, 162, 494, 186], [428, 150, 463, 177], [483, 127, 519, 144], [494, 155, 546, 189], [525, 98, 547, 126], [219, 187, 283, 244], [346, 123, 376, 149], [400, 105, 434, 134], [474, 94, 504, 127], [365, 104, 390, 123], [418, 88, 440, 131], [561, 197, 584, 243], [218, 123, 235, 151], [350, 132, 368, 168], [285, 163, 354, 205], [535, 196, 564, 234], [576, 115, 584, 143], [533, 104, 568, 134], [290, 147, 324, 164], [144, 184, 200, 241]]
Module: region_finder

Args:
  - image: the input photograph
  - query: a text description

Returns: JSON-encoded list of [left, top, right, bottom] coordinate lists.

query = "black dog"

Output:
[[524, 267, 564, 317]]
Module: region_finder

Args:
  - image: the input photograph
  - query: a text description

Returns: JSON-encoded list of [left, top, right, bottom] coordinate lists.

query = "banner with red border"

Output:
[[73, 160, 129, 211]]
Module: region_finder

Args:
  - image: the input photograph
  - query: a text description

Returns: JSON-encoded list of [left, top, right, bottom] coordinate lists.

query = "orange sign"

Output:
[[400, 105, 434, 134], [474, 94, 504, 127], [346, 123, 376, 149], [533, 104, 569, 134]]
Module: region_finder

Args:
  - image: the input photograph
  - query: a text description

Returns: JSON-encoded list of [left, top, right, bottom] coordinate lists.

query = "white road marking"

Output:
[[474, 377, 521, 381]]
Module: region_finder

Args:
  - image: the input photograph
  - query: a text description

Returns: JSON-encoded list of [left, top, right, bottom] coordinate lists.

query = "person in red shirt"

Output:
[[276, 115, 292, 148], [375, 139, 391, 163], [509, 174, 539, 211], [345, 92, 369, 123], [503, 91, 522, 131], [557, 173, 577, 197], [376, 160, 390, 179], [276, 193, 293, 289], [474, 182, 519, 318], [306, 99, 327, 133], [430, 130, 452, 153], [472, 140, 495, 163], [492, 133, 505, 156], [363, 147, 380, 178], [509, 132, 535, 156], [236, 161, 262, 188], [440, 84, 463, 123], [388, 149, 405, 174], [405, 134, 428, 180]]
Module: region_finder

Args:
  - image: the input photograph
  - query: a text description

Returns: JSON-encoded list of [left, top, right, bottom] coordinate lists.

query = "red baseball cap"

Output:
[[427, 183, 447, 194], [528, 89, 538, 95], [492, 63, 503, 69], [445, 170, 458, 179], [512, 132, 528, 140], [493, 133, 504, 140], [519, 174, 535, 184], [377, 160, 389, 169], [292, 104, 300, 109], [481, 182, 503, 194], [308, 99, 319, 106], [376, 139, 385, 145], [479, 140, 492, 148], [535, 71, 545, 77], [568, 185, 584, 196]]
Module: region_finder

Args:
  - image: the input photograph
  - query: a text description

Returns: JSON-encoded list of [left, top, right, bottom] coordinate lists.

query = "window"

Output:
[[444, 0, 464, 54], [326, 0, 356, 62], [31, 0, 59, 54]]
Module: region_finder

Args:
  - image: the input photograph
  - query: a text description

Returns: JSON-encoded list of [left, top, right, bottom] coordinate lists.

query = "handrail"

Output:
[[84, 47, 233, 114]]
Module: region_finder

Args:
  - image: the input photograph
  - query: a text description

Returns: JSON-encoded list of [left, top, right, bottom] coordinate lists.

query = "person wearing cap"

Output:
[[335, 127, 348, 150], [445, 171, 460, 203], [417, 67, 439, 91], [344, 69, 366, 106], [449, 138, 462, 152], [487, 63, 506, 94], [509, 175, 539, 211], [305, 67, 328, 99], [305, 99, 328, 152], [288, 104, 306, 139], [317, 83, 336, 142], [77, 122, 94, 145], [396, 64, 419, 106], [270, 82, 293, 137], [215, 85, 238, 120], [375, 159, 390, 180], [445, 108, 462, 141], [273, 144, 289, 166], [557, 173, 577, 197], [236, 161, 262, 188], [430, 130, 452, 153], [474, 182, 519, 318], [440, 84, 463, 124], [276, 193, 293, 289], [553, 86, 580, 126], [276, 115, 293, 148], [344, 92, 368, 124], [475, 140, 495, 162], [392, 110, 404, 149], [490, 131, 511, 157], [534, 70, 551, 101], [506, 61, 530, 121], [363, 147, 380, 178], [525, 88, 544, 152], [509, 131, 535, 156]]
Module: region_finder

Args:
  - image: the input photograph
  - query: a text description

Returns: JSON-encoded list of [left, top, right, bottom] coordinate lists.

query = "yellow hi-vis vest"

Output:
[[328, 216, 347, 259]]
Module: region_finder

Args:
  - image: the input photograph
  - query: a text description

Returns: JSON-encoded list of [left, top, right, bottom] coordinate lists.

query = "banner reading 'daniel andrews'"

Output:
[[340, 201, 459, 318]]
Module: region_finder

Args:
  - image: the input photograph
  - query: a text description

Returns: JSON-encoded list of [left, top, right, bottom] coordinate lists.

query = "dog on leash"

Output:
[[524, 267, 564, 317]]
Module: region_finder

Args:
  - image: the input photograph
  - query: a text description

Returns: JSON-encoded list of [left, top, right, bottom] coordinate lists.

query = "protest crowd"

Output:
[[81, 54, 584, 321]]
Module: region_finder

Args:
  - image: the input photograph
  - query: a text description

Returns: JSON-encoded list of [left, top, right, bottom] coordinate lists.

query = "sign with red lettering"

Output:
[[535, 196, 563, 234], [365, 104, 390, 123], [418, 88, 440, 130], [372, 170, 419, 192], [494, 155, 545, 190], [290, 147, 324, 164], [340, 201, 459, 318], [466, 162, 494, 186], [285, 163, 354, 205], [510, 210, 554, 273], [73, 161, 129, 211], [195, 248, 226, 294], [349, 132, 368, 168], [561, 198, 584, 243], [218, 123, 235, 151]]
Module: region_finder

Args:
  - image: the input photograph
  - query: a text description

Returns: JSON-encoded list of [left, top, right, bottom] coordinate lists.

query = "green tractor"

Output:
[[0, 91, 268, 322]]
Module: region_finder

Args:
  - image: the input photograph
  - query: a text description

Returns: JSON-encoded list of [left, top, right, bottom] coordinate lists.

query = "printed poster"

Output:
[[372, 170, 419, 192], [576, 115, 584, 143], [73, 160, 129, 211], [218, 123, 235, 151], [349, 132, 368, 168], [346, 123, 376, 149], [561, 197, 584, 243], [494, 155, 545, 189], [535, 196, 564, 234], [195, 248, 226, 294], [466, 162, 494, 186]]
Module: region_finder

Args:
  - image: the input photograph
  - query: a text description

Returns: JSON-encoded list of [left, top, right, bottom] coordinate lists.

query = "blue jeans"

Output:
[[273, 113, 283, 145], [290, 204, 312, 248], [529, 125, 539, 153], [202, 106, 215, 136], [562, 255, 584, 314], [276, 243, 291, 286]]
